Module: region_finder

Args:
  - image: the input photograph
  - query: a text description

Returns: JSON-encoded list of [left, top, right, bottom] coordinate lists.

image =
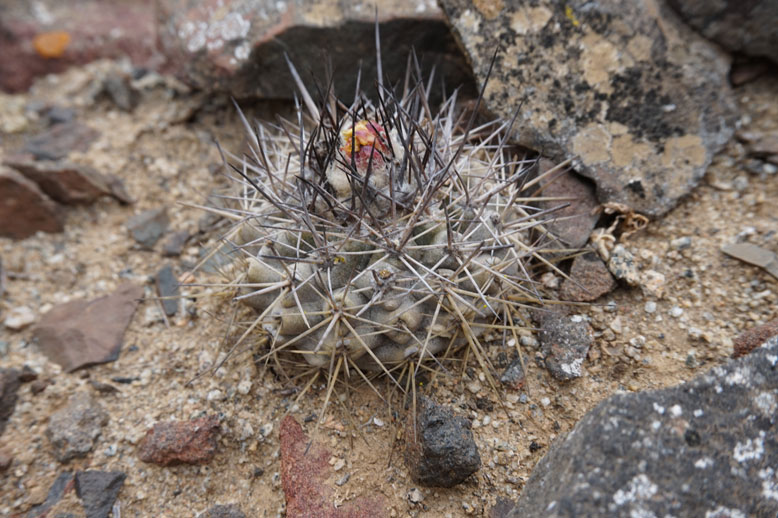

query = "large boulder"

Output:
[[440, 0, 737, 217], [506, 335, 778, 517], [156, 0, 474, 100]]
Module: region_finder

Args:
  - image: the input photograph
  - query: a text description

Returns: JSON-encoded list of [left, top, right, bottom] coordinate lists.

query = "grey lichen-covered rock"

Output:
[[439, 0, 737, 216], [405, 396, 481, 487], [540, 313, 592, 381], [607, 244, 640, 286], [667, 0, 778, 64], [46, 392, 109, 463], [158, 0, 474, 101], [507, 336, 778, 518]]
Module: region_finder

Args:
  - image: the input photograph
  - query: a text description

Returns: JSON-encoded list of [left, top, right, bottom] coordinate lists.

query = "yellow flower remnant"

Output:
[[340, 120, 386, 155]]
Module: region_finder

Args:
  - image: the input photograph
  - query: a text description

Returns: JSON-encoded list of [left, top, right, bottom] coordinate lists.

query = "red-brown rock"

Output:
[[33, 284, 143, 372], [0, 166, 63, 239], [560, 252, 618, 302], [536, 159, 600, 250], [6, 158, 113, 205], [733, 318, 778, 358], [280, 415, 386, 518], [137, 415, 220, 466], [0, 0, 160, 93]]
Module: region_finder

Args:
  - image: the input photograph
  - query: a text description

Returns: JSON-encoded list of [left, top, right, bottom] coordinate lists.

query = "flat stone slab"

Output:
[[33, 284, 143, 372]]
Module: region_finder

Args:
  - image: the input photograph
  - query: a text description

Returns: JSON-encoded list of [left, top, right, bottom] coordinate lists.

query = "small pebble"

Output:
[[206, 389, 224, 401], [732, 175, 749, 191], [644, 301, 657, 314], [670, 237, 692, 250], [3, 306, 35, 330], [670, 306, 684, 318], [408, 488, 424, 504], [466, 381, 481, 394], [610, 316, 623, 334], [540, 272, 559, 289], [236, 379, 252, 395]]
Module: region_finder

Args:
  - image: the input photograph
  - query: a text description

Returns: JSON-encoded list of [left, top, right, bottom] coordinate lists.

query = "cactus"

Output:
[[206, 40, 575, 390]]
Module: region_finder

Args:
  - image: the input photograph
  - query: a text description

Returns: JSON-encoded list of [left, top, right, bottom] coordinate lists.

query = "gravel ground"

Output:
[[0, 61, 776, 517]]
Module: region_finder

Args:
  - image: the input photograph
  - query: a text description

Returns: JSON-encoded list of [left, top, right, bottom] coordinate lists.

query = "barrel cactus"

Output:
[[208, 49, 571, 384]]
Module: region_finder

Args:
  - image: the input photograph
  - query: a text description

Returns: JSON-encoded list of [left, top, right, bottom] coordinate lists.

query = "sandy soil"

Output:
[[0, 60, 776, 518]]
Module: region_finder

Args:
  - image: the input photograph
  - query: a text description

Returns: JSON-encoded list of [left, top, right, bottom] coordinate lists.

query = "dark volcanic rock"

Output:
[[668, 0, 778, 64], [440, 0, 736, 217], [27, 471, 75, 518], [0, 0, 160, 93], [157, 0, 474, 101], [137, 415, 220, 466], [156, 264, 180, 316], [560, 252, 617, 302], [127, 207, 169, 249], [102, 74, 138, 111], [23, 121, 100, 161], [75, 470, 126, 518], [500, 356, 526, 390], [0, 368, 21, 437], [44, 106, 76, 125], [539, 313, 593, 381], [162, 230, 190, 257], [46, 392, 108, 463], [0, 166, 64, 239], [33, 284, 143, 372], [195, 504, 247, 518], [405, 396, 481, 487], [507, 335, 778, 518], [280, 415, 385, 518]]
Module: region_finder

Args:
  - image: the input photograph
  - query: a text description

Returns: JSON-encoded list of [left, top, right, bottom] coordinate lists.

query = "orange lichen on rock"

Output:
[[33, 31, 71, 59]]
